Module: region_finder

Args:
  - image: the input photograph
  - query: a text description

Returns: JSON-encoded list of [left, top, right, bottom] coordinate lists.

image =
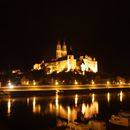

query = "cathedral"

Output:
[[33, 41, 98, 74]]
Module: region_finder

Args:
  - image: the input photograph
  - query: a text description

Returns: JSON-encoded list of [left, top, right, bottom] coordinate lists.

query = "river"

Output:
[[0, 89, 130, 130]]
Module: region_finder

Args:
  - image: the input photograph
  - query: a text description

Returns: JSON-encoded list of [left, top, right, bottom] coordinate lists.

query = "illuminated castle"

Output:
[[33, 41, 98, 74]]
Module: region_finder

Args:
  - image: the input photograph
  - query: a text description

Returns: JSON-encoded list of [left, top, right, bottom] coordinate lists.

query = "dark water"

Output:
[[0, 90, 130, 130]]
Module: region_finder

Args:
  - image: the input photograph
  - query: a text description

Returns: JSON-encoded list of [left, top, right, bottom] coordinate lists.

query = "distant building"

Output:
[[33, 41, 98, 74]]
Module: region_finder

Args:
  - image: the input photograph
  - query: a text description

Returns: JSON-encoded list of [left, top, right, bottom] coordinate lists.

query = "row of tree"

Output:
[[0, 69, 128, 86]]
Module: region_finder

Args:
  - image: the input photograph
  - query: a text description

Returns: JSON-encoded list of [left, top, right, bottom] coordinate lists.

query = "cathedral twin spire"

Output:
[[56, 40, 67, 58]]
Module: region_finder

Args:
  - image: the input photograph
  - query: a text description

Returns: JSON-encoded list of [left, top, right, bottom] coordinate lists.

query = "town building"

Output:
[[33, 41, 98, 74]]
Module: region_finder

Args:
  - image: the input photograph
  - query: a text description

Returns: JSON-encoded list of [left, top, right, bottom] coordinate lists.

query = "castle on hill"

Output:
[[33, 40, 98, 74]]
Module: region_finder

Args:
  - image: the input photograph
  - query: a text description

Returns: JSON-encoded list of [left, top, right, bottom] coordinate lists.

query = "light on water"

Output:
[[33, 97, 36, 113], [120, 91, 123, 102], [7, 98, 11, 116], [0, 90, 130, 130], [107, 92, 110, 103], [74, 94, 78, 107], [92, 93, 95, 102]]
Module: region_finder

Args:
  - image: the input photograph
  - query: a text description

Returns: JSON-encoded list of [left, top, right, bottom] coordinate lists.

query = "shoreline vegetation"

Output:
[[0, 70, 129, 87]]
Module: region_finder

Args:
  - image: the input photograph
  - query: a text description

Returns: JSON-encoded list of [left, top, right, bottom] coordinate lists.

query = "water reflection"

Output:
[[92, 93, 95, 102], [32, 97, 41, 113], [81, 102, 99, 119], [120, 91, 123, 102], [74, 94, 78, 107], [0, 90, 129, 123], [47, 100, 98, 122], [0, 94, 99, 120], [55, 92, 59, 116], [27, 98, 30, 106], [7, 98, 11, 116], [33, 97, 36, 113], [55, 92, 59, 109], [67, 106, 71, 122], [107, 92, 110, 103]]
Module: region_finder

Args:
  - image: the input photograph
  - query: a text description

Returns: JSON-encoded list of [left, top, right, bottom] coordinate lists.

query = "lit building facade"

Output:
[[33, 41, 98, 74]]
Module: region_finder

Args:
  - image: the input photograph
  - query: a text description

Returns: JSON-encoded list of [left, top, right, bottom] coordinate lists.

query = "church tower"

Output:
[[56, 40, 62, 58], [62, 41, 67, 57]]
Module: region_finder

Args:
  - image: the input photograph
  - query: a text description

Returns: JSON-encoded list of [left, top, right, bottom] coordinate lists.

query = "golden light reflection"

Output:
[[67, 106, 71, 122], [81, 102, 99, 119], [66, 106, 78, 123], [55, 92, 59, 109], [33, 97, 36, 113], [92, 93, 95, 102], [32, 97, 41, 113], [81, 103, 86, 114], [46, 99, 98, 122], [49, 103, 53, 113], [75, 94, 78, 107], [120, 91, 123, 102], [7, 98, 11, 116], [27, 98, 29, 105], [36, 105, 41, 113], [55, 92, 59, 116], [107, 92, 110, 103]]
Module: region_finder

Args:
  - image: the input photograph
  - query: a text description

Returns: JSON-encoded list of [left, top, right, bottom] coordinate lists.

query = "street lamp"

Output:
[[74, 80, 78, 85], [7, 80, 14, 88], [91, 80, 95, 85]]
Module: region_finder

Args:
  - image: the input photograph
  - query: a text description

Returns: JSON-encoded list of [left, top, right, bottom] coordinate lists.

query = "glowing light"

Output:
[[26, 81, 29, 85], [67, 106, 71, 122], [81, 63, 87, 71], [7, 99, 11, 116], [107, 92, 110, 102], [75, 94, 78, 107], [9, 85, 14, 88], [67, 60, 71, 72], [33, 97, 36, 113], [82, 103, 86, 114], [32, 97, 41, 113], [81, 101, 99, 119], [91, 80, 95, 85], [27, 98, 29, 105], [33, 80, 36, 86], [36, 105, 41, 113], [55, 92, 59, 116], [7, 80, 14, 88], [92, 93, 95, 102], [74, 80, 78, 85], [49, 103, 53, 113], [55, 80, 59, 85], [107, 81, 110, 85], [120, 91, 123, 102]]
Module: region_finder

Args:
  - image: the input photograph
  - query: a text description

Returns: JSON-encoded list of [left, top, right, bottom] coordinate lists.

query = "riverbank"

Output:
[[0, 84, 130, 97]]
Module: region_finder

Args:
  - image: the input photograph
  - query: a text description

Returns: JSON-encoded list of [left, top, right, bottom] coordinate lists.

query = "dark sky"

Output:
[[0, 0, 129, 76]]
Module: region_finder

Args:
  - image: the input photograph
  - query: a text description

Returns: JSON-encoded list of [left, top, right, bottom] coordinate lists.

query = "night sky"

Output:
[[0, 1, 129, 76]]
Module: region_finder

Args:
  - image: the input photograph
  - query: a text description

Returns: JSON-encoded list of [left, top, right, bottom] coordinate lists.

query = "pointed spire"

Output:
[[57, 40, 60, 45], [57, 40, 61, 50], [68, 45, 73, 55], [62, 40, 67, 51], [62, 40, 67, 57]]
